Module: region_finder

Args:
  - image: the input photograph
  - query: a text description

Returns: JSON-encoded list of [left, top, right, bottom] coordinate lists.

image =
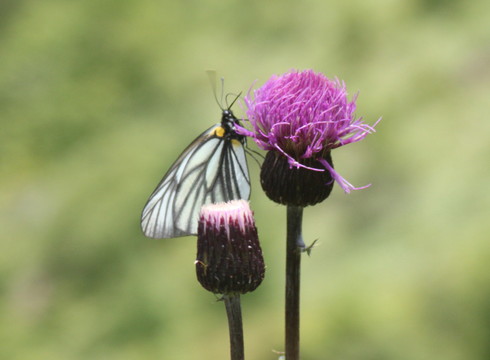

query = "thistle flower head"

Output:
[[195, 200, 265, 295], [239, 69, 378, 194]]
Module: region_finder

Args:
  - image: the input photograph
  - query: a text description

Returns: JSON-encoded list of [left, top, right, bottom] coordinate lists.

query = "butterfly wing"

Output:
[[216, 138, 250, 203], [141, 124, 250, 239]]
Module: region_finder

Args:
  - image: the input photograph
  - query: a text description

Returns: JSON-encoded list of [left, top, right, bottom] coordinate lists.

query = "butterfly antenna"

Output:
[[219, 77, 225, 109], [226, 91, 242, 110], [207, 70, 224, 110]]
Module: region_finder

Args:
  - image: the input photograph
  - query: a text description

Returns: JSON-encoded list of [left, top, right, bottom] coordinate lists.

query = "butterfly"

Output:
[[140, 106, 251, 238]]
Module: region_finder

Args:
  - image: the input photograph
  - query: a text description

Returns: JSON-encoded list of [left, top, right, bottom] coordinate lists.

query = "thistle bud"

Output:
[[195, 200, 265, 295]]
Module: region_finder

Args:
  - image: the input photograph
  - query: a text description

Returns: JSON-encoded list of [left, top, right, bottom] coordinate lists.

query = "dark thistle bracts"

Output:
[[260, 151, 334, 207], [196, 200, 265, 295]]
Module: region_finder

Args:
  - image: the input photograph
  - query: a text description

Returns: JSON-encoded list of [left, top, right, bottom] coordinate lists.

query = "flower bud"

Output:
[[195, 200, 265, 295]]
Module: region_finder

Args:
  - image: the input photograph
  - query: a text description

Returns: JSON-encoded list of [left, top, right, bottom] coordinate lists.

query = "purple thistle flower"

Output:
[[238, 70, 379, 194]]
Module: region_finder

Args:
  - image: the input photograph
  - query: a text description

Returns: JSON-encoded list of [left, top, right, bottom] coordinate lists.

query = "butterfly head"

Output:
[[220, 90, 241, 125], [222, 108, 237, 121], [220, 109, 245, 144]]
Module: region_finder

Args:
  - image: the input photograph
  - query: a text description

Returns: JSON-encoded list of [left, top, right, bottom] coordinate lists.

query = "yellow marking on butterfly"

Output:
[[231, 139, 242, 147], [212, 126, 225, 138]]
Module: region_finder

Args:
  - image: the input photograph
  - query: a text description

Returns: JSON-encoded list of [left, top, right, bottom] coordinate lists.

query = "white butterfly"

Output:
[[141, 108, 250, 238]]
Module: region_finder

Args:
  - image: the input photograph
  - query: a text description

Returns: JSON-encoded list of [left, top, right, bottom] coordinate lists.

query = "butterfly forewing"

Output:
[[141, 120, 250, 239], [173, 137, 225, 234], [141, 125, 218, 238]]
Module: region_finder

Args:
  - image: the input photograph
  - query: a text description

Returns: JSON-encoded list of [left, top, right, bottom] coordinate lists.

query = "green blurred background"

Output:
[[1, 0, 489, 359]]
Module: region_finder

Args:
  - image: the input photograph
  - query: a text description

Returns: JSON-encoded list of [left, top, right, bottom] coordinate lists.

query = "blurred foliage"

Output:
[[1, 0, 490, 359]]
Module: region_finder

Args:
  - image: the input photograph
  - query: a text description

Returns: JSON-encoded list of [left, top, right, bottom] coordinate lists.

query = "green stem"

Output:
[[285, 206, 304, 360], [224, 294, 244, 360]]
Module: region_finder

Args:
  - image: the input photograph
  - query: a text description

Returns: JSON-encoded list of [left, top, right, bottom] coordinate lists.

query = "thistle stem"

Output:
[[223, 294, 245, 360], [285, 205, 304, 360]]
